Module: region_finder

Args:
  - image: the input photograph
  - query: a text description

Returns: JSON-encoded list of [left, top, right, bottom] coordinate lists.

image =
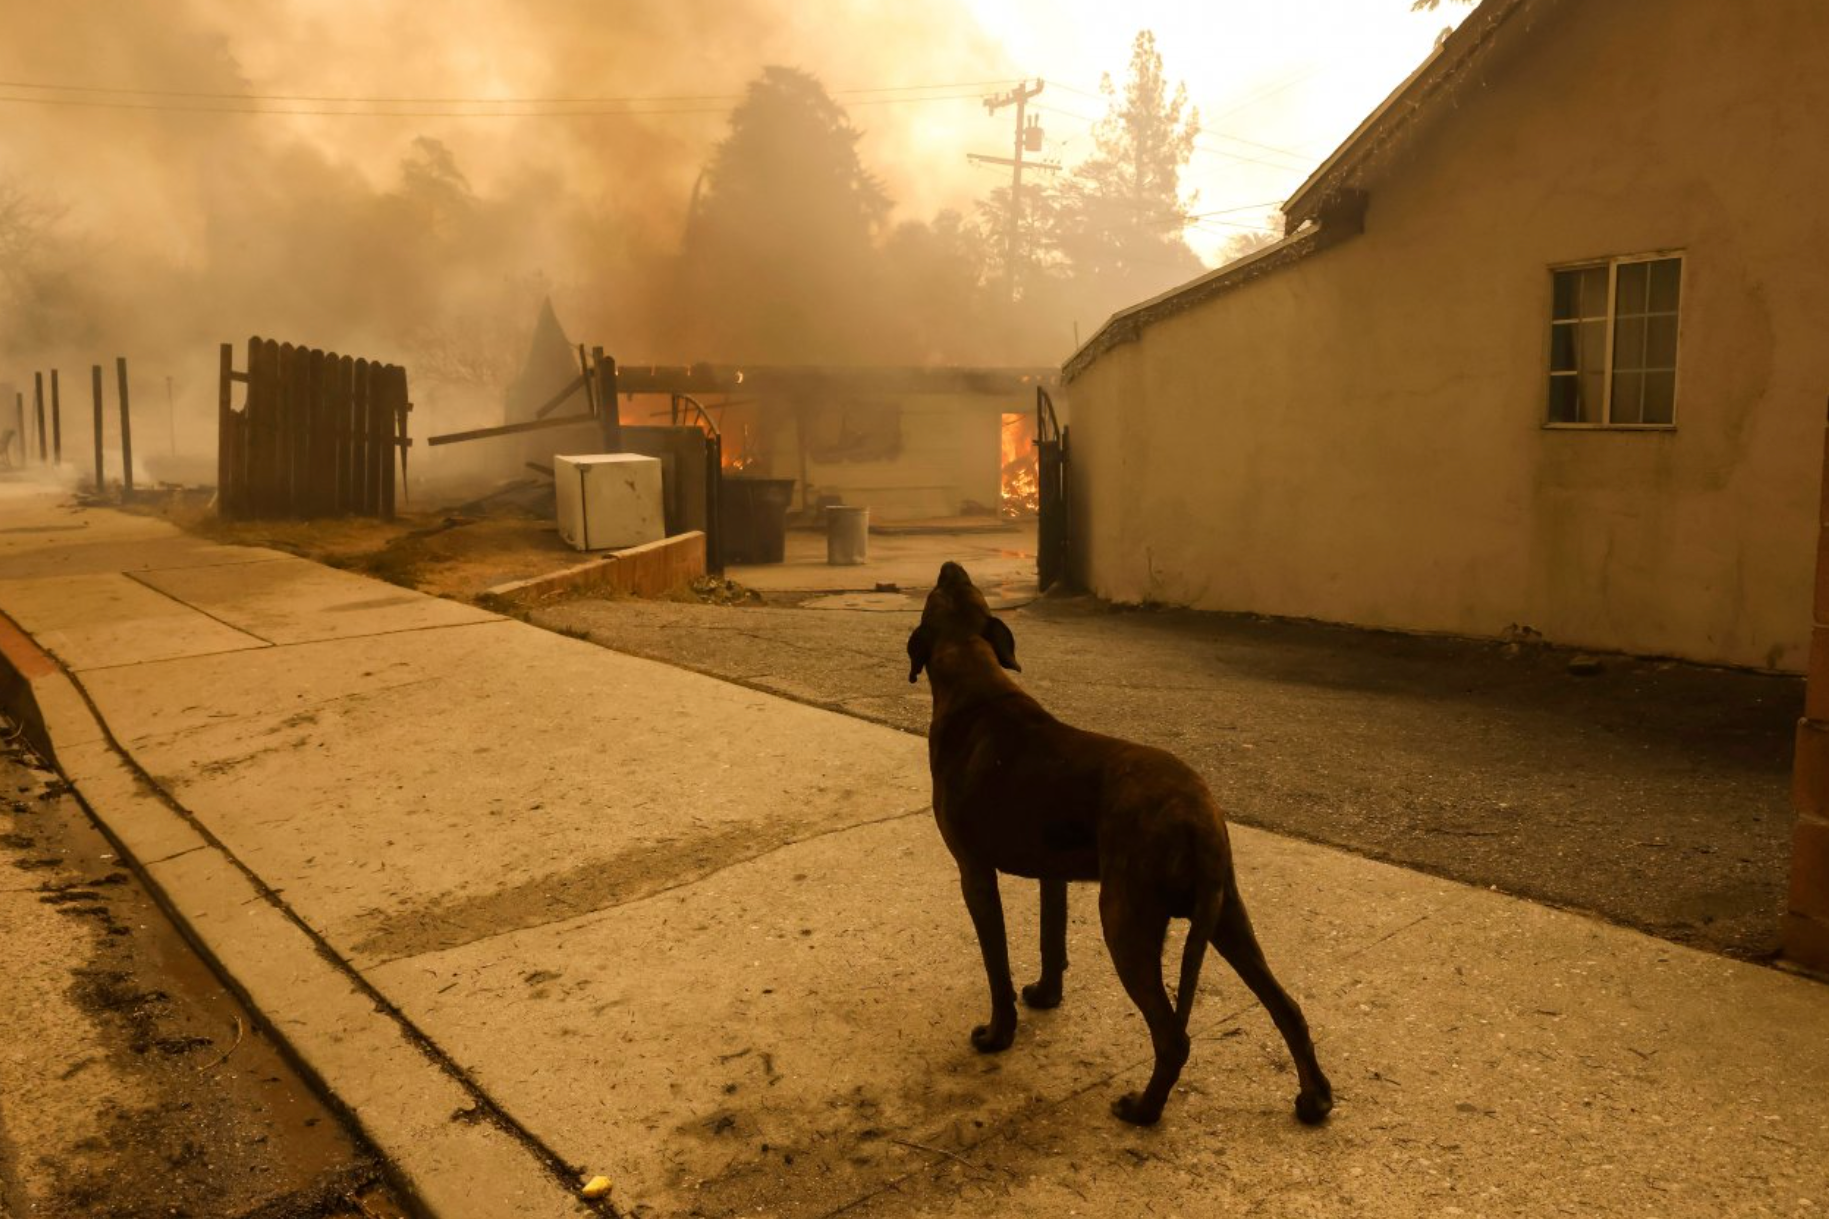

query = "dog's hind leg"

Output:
[[959, 866, 1019, 1052], [1021, 878, 1068, 1009], [1100, 886, 1186, 1125], [1212, 891, 1334, 1125], [1172, 887, 1223, 1027]]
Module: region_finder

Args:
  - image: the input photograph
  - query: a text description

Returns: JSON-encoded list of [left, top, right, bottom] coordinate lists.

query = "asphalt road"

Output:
[[534, 590, 1799, 961]]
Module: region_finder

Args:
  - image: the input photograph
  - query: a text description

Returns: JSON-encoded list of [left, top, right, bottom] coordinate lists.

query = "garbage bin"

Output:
[[719, 477, 796, 564], [826, 505, 869, 565]]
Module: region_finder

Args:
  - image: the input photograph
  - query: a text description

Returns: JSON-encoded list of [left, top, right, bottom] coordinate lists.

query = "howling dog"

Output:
[[906, 561, 1332, 1126]]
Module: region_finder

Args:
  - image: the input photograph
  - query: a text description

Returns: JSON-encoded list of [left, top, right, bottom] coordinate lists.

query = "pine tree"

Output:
[[677, 67, 892, 362], [1055, 31, 1204, 307]]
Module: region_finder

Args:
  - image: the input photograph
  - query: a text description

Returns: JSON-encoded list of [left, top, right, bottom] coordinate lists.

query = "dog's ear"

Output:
[[983, 616, 1021, 673], [906, 624, 934, 683]]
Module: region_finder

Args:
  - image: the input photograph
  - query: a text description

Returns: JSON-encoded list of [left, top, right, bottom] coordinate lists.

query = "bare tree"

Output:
[[0, 178, 101, 356]]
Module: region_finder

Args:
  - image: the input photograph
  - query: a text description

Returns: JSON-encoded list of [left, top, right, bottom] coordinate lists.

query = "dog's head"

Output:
[[906, 561, 1020, 683]]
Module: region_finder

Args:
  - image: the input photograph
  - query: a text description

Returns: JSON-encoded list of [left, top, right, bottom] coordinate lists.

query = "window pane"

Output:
[[1646, 314, 1679, 369], [1579, 319, 1607, 371], [1552, 271, 1582, 321], [1648, 258, 1682, 313], [1616, 261, 1650, 315], [1549, 376, 1580, 423], [1642, 371, 1676, 424], [1580, 371, 1605, 421], [1613, 315, 1647, 371], [1579, 267, 1609, 318], [1551, 323, 1578, 372], [1611, 371, 1644, 423]]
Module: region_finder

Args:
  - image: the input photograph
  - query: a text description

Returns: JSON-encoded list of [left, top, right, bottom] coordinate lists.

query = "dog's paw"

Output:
[[1110, 1092, 1162, 1126], [969, 1021, 1015, 1053], [1294, 1089, 1333, 1126], [1020, 980, 1062, 1010]]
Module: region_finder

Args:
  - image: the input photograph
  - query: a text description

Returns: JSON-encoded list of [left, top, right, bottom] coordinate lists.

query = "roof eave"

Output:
[[1284, 0, 1537, 229], [1061, 207, 1364, 384]]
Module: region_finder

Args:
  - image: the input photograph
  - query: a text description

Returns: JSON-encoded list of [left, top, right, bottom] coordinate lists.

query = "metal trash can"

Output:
[[719, 477, 796, 564], [826, 505, 869, 566]]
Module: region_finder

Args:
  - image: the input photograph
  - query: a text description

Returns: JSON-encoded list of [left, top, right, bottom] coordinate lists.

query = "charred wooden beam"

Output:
[[425, 412, 599, 447], [611, 364, 1058, 397]]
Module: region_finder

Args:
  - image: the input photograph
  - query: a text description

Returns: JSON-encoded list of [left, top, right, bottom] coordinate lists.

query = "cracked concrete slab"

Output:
[[75, 618, 931, 966], [131, 555, 496, 644], [0, 533, 279, 580], [0, 572, 270, 670]]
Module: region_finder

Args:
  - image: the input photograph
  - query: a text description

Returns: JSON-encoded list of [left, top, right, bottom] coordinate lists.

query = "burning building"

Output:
[[472, 300, 1056, 526]]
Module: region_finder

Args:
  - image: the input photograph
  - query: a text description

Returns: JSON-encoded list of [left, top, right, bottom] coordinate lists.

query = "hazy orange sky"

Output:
[[959, 0, 1472, 261], [0, 0, 1468, 268]]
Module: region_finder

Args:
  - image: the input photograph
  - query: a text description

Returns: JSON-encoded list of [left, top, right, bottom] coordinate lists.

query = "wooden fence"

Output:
[[218, 337, 411, 520]]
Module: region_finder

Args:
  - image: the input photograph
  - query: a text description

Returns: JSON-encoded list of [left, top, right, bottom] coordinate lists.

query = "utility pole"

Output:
[[969, 79, 1056, 303]]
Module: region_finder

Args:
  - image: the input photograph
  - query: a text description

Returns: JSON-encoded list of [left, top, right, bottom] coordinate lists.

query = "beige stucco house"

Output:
[[1062, 0, 1829, 672]]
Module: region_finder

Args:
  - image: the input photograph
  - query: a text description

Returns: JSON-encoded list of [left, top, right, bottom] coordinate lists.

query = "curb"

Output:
[[480, 531, 706, 610], [0, 607, 602, 1219], [0, 610, 63, 764]]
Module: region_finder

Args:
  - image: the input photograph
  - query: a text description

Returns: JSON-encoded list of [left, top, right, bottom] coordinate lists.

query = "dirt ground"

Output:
[[529, 592, 1800, 963], [0, 726, 409, 1219], [127, 488, 581, 602]]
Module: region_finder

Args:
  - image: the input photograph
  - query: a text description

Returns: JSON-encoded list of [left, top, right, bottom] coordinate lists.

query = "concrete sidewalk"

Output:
[[2, 477, 1826, 1218]]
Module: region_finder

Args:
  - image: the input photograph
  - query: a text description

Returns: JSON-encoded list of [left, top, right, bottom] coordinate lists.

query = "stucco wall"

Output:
[[1067, 0, 1829, 670]]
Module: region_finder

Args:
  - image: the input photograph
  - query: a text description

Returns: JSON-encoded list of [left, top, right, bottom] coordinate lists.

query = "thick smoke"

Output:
[[0, 0, 1018, 465]]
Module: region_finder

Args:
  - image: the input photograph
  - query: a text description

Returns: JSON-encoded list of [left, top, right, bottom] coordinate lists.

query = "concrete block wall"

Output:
[[1786, 408, 1829, 973]]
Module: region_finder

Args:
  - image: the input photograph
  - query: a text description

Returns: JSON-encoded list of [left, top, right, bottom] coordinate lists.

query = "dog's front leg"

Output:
[[959, 866, 1018, 1052], [1021, 878, 1067, 1009]]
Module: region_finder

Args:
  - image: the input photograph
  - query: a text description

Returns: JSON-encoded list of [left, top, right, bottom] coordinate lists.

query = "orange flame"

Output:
[[1001, 413, 1038, 517]]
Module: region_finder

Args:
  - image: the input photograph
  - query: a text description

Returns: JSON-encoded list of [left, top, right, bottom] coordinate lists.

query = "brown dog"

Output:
[[906, 562, 1333, 1126]]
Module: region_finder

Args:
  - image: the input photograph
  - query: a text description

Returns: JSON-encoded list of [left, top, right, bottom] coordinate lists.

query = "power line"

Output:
[[1189, 200, 1284, 217], [1031, 103, 1312, 172], [1038, 87, 1317, 163], [1189, 216, 1279, 233], [0, 76, 1023, 107], [1190, 143, 1310, 171], [1208, 65, 1327, 120], [0, 87, 998, 119]]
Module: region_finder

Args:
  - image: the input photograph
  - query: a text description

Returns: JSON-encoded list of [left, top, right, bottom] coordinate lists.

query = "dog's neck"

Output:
[[924, 640, 1024, 726]]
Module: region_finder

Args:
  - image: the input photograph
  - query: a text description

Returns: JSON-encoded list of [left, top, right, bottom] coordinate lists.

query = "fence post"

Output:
[[91, 365, 105, 492], [216, 345, 231, 512], [332, 354, 352, 514], [280, 342, 303, 517], [354, 359, 373, 516], [116, 357, 134, 496], [50, 370, 61, 465], [255, 339, 279, 516], [378, 365, 400, 521], [593, 347, 620, 451], [33, 372, 46, 462], [706, 432, 724, 575], [12, 392, 23, 466]]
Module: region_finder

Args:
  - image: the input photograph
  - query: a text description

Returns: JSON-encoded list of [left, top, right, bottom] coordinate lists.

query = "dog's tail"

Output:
[[1174, 884, 1225, 1029]]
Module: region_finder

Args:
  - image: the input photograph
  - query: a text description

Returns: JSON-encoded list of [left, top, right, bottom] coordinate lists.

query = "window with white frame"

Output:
[[1547, 254, 1682, 427]]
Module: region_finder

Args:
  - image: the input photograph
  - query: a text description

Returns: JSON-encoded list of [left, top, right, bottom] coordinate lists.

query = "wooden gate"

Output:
[[218, 338, 411, 521], [1036, 386, 1070, 592]]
